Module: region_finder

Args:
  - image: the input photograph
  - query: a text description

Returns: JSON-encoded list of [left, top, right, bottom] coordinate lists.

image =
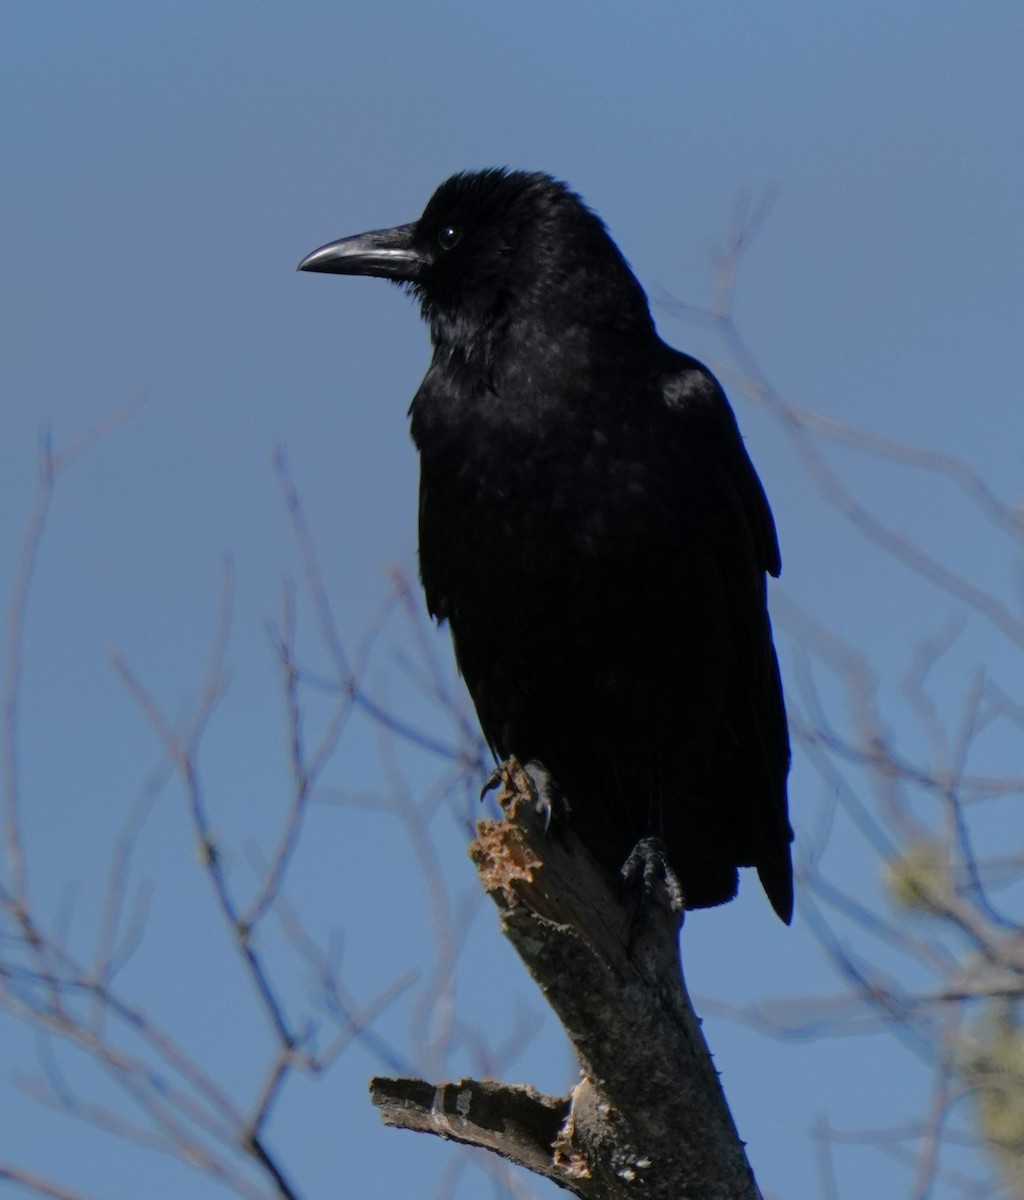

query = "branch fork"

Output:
[[370, 761, 762, 1200]]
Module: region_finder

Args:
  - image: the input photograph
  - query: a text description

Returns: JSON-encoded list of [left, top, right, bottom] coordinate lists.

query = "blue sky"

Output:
[[2, 4, 1023, 1198]]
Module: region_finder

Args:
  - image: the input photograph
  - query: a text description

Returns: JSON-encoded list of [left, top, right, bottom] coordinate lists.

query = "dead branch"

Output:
[[370, 761, 763, 1200]]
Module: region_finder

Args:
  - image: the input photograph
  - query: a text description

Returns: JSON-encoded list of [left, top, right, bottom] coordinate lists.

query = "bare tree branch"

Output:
[[371, 761, 764, 1200]]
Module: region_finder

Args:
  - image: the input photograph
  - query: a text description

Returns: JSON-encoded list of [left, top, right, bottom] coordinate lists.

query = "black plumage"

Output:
[[299, 169, 794, 923]]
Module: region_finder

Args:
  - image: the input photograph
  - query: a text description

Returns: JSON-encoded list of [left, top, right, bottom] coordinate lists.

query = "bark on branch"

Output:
[[369, 760, 763, 1199]]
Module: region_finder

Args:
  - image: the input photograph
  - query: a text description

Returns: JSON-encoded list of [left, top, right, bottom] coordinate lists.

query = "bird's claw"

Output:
[[480, 757, 568, 833], [622, 837, 686, 949], [479, 763, 504, 801], [516, 760, 569, 832]]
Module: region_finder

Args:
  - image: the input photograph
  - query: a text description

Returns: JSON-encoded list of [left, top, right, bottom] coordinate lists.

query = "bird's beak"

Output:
[[297, 222, 423, 281]]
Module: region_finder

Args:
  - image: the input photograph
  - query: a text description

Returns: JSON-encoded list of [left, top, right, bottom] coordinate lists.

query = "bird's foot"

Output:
[[520, 759, 570, 832], [481, 756, 569, 832], [621, 837, 685, 950]]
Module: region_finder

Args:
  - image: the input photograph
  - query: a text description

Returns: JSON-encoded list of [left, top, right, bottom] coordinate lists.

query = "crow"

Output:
[[299, 169, 794, 923]]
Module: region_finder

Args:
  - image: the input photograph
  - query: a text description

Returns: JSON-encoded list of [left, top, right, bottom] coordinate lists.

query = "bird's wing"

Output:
[[659, 355, 793, 919]]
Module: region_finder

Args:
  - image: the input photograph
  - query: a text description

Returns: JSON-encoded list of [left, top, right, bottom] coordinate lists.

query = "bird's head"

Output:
[[299, 169, 653, 353]]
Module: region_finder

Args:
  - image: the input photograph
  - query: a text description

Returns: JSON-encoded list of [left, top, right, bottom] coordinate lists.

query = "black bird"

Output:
[[299, 169, 794, 923]]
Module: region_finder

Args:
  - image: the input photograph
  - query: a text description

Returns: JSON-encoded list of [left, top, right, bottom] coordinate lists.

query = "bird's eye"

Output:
[[437, 225, 461, 250]]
